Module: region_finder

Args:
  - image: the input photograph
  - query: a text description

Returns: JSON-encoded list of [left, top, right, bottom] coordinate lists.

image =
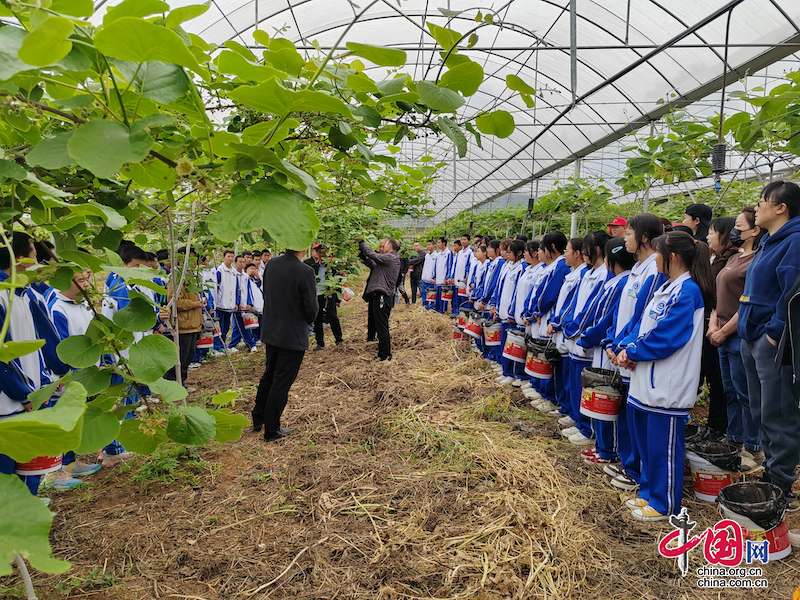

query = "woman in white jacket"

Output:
[[616, 231, 715, 522]]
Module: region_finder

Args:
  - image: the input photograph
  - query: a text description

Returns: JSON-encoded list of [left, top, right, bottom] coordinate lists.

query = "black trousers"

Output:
[[314, 294, 342, 347], [368, 292, 393, 360], [410, 278, 422, 303], [252, 344, 306, 435], [166, 331, 199, 385], [701, 336, 728, 433]]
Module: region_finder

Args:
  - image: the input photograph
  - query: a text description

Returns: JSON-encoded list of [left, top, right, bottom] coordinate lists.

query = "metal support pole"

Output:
[[643, 122, 655, 213], [570, 158, 581, 238], [570, 0, 578, 105]]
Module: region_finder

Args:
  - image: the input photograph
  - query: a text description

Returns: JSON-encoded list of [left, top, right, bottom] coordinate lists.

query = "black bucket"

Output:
[[685, 423, 710, 452], [528, 337, 561, 364], [717, 482, 788, 532], [692, 440, 741, 472], [580, 367, 624, 392]]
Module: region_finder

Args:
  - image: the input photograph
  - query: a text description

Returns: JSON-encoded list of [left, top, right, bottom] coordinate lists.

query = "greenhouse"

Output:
[[3, 0, 800, 598]]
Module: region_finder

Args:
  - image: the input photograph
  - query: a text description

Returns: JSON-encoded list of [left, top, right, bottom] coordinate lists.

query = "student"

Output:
[[230, 254, 257, 352], [490, 239, 526, 385], [708, 207, 764, 469], [102, 243, 158, 467], [546, 238, 588, 421], [420, 240, 436, 309], [739, 181, 800, 510], [246, 262, 264, 340], [453, 234, 474, 314], [49, 268, 103, 487], [523, 232, 570, 404], [577, 238, 635, 466], [603, 214, 666, 492], [509, 241, 542, 385], [199, 255, 224, 358], [32, 239, 57, 307], [561, 230, 611, 445], [432, 237, 453, 314], [259, 249, 271, 279], [0, 232, 69, 501], [682, 203, 712, 243], [215, 250, 241, 353], [476, 239, 506, 363], [616, 231, 714, 521], [466, 244, 489, 351]]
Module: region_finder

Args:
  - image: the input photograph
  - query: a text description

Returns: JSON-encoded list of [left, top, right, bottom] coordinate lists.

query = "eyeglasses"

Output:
[[758, 198, 785, 208]]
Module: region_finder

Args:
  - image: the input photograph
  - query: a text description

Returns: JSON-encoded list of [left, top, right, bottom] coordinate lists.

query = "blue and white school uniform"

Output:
[[0, 274, 67, 495], [510, 262, 543, 380], [229, 269, 255, 349], [491, 260, 524, 376], [548, 263, 588, 413], [452, 246, 474, 314], [420, 252, 436, 310], [562, 264, 610, 435], [215, 263, 241, 349], [624, 273, 704, 516], [434, 248, 454, 313], [246, 276, 263, 339], [606, 253, 666, 484], [479, 257, 505, 358], [466, 259, 488, 349], [576, 270, 631, 459]]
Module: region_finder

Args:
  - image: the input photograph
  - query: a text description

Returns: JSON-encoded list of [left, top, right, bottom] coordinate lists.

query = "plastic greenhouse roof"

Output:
[[95, 1, 800, 220]]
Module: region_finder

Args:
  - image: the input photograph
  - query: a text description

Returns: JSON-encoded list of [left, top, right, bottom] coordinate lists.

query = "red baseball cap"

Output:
[[607, 217, 627, 227]]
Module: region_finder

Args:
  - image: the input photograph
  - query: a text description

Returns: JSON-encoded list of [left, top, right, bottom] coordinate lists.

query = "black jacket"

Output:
[[261, 254, 318, 351], [778, 275, 800, 400], [408, 249, 425, 280], [303, 257, 341, 294]]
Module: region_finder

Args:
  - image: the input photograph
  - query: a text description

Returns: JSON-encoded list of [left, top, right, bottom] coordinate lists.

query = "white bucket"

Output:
[[686, 451, 739, 502], [579, 385, 622, 422], [719, 505, 792, 561], [483, 322, 502, 347], [15, 454, 63, 476], [502, 330, 527, 363], [243, 312, 259, 330]]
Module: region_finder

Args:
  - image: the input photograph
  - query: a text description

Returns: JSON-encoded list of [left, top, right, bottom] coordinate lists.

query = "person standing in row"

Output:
[[305, 243, 343, 350], [453, 234, 474, 314], [357, 238, 401, 361], [432, 237, 453, 314], [408, 241, 426, 304], [420, 240, 436, 309], [252, 248, 318, 443]]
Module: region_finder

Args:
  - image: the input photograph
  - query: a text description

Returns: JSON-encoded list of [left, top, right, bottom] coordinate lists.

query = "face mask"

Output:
[[729, 227, 752, 248]]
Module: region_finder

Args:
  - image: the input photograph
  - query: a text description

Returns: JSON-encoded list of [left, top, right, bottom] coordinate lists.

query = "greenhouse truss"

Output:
[[97, 0, 800, 221]]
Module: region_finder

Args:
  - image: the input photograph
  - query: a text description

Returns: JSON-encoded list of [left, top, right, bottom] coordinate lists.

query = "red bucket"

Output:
[[464, 315, 483, 339], [483, 322, 502, 346], [213, 321, 221, 337], [457, 310, 469, 328], [197, 333, 214, 349], [580, 385, 622, 421], [457, 284, 468, 297], [15, 454, 62, 476], [453, 325, 463, 340], [243, 312, 259, 330], [687, 452, 739, 501], [441, 286, 454, 301], [425, 288, 437, 302], [502, 330, 527, 363], [524, 351, 553, 379]]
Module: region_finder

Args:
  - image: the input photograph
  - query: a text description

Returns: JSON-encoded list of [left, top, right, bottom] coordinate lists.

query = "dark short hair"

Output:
[[0, 232, 33, 270], [235, 254, 244, 260], [245, 263, 256, 270], [461, 233, 470, 239], [35, 240, 55, 263], [124, 246, 149, 264], [223, 250, 234, 257], [243, 251, 253, 257], [156, 249, 170, 261], [515, 234, 528, 242], [437, 236, 447, 244], [387, 238, 401, 251], [541, 231, 567, 255], [762, 180, 800, 219]]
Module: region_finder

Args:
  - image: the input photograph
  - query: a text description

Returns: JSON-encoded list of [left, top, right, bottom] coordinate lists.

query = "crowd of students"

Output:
[[0, 237, 277, 501], [419, 181, 800, 522]]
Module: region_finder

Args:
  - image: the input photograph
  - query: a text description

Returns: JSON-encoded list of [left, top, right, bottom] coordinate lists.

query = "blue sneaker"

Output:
[[68, 463, 102, 477]]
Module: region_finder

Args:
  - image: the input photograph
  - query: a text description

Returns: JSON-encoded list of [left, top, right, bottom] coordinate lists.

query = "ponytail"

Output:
[[654, 231, 716, 310]]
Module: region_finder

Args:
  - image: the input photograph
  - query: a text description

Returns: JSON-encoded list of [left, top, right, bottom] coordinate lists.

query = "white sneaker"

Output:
[[523, 389, 542, 400], [249, 346, 259, 353], [558, 415, 576, 428], [536, 400, 558, 412], [547, 409, 563, 417], [256, 340, 262, 346], [568, 431, 595, 446], [520, 381, 532, 389], [226, 347, 239, 354], [511, 378, 524, 387], [496, 376, 514, 386], [188, 362, 201, 370], [561, 426, 579, 437]]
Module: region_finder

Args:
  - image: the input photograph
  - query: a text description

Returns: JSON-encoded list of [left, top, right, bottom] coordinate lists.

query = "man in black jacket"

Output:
[[304, 243, 343, 350], [358, 238, 400, 361], [408, 241, 426, 304], [252, 249, 318, 442]]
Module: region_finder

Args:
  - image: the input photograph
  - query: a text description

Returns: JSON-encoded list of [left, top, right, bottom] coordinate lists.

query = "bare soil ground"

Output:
[[6, 281, 800, 599]]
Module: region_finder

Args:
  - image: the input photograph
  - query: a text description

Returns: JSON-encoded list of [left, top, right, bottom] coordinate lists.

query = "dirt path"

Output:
[[10, 285, 800, 599]]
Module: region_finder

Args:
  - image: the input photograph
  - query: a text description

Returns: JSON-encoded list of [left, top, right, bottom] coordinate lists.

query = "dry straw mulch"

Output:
[[14, 282, 800, 599]]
